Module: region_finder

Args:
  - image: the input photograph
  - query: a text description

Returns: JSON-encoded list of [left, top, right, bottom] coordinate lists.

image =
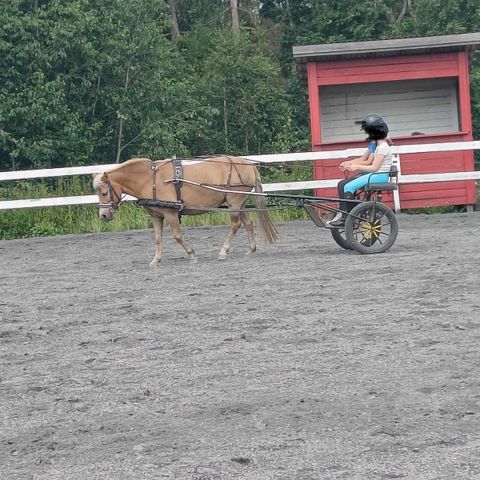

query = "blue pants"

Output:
[[343, 172, 389, 194], [337, 172, 390, 213]]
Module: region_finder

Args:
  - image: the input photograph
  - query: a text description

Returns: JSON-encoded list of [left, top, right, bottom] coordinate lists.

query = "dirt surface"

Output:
[[1, 212, 480, 480]]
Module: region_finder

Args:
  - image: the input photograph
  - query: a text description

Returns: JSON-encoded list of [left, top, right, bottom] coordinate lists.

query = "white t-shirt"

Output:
[[374, 141, 393, 173]]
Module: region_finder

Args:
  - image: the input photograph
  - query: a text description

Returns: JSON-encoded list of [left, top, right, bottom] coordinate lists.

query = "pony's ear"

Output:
[[101, 172, 109, 182]]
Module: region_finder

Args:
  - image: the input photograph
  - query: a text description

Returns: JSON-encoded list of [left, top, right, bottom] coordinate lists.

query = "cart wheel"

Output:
[[345, 201, 398, 254], [330, 227, 353, 250], [330, 218, 385, 251]]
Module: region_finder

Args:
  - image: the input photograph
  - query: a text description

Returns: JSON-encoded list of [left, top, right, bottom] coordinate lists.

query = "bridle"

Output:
[[97, 180, 124, 214]]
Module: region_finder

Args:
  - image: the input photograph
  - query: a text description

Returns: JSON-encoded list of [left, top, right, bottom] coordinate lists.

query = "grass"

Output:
[[0, 164, 311, 240]]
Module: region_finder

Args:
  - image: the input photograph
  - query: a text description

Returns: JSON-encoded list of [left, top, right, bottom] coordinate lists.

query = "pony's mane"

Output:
[[122, 157, 153, 167], [104, 157, 153, 171], [93, 158, 153, 187], [109, 157, 152, 172]]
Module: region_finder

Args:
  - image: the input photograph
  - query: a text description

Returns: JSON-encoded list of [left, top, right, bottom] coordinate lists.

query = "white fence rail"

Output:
[[1, 141, 479, 211]]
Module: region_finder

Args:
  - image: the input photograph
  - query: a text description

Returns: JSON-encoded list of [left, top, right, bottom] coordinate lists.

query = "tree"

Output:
[[0, 0, 478, 172], [0, 0, 200, 169], [0, 1, 103, 169], [168, 0, 181, 40], [230, 0, 239, 33]]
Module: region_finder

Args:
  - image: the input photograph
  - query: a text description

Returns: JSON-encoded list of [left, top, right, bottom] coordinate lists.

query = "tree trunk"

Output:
[[230, 0, 239, 34], [223, 92, 228, 152], [116, 117, 124, 164], [285, 0, 293, 27], [115, 64, 131, 163], [169, 0, 180, 40], [396, 0, 409, 23]]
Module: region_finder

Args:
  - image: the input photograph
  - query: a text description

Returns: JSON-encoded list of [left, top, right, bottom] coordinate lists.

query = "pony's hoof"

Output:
[[149, 259, 161, 268], [218, 253, 227, 261]]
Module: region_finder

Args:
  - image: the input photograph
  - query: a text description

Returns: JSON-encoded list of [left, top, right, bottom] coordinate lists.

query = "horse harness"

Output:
[[136, 157, 253, 213]]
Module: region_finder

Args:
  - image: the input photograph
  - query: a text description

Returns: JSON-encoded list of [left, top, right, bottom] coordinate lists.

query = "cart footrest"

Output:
[[304, 204, 327, 227]]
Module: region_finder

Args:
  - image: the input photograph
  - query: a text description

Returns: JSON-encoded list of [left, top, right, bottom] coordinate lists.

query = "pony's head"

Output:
[[93, 172, 122, 221]]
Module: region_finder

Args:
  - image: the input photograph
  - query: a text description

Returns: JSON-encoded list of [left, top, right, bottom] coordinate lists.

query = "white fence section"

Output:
[[1, 141, 479, 212]]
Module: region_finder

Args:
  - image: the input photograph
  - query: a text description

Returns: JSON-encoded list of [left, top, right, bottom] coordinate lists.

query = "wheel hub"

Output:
[[358, 220, 381, 239]]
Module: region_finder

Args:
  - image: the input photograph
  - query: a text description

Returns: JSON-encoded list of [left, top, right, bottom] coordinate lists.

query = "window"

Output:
[[320, 78, 459, 141]]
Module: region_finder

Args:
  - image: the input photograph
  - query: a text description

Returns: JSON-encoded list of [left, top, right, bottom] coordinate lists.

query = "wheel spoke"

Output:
[[374, 211, 387, 222]]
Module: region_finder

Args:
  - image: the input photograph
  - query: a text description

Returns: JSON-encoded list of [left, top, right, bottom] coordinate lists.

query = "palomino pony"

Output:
[[93, 156, 278, 266]]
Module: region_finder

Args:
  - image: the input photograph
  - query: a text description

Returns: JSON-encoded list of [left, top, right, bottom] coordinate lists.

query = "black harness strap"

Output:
[[171, 158, 183, 202], [148, 160, 184, 218], [151, 161, 159, 200], [225, 156, 247, 188], [136, 199, 184, 211], [151, 158, 182, 201]]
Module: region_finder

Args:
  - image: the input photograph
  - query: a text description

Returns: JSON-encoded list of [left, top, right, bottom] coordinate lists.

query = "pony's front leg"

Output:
[[165, 211, 196, 260], [149, 214, 164, 267], [218, 213, 241, 260]]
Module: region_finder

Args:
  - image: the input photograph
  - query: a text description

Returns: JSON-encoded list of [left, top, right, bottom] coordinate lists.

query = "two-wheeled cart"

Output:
[[264, 165, 399, 254]]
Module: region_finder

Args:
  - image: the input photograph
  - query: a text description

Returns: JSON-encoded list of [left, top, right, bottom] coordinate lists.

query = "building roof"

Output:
[[293, 32, 480, 82]]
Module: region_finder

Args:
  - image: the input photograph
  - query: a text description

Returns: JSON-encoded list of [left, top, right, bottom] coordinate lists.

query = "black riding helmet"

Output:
[[360, 113, 389, 140]]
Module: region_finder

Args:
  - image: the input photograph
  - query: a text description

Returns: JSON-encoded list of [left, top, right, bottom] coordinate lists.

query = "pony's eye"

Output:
[[101, 192, 108, 196]]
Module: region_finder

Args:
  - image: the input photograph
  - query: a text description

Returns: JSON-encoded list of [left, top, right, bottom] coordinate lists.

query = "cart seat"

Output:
[[364, 182, 397, 191], [364, 165, 398, 192]]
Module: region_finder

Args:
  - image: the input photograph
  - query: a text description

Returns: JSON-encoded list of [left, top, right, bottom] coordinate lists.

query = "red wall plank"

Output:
[[315, 53, 460, 86], [316, 53, 458, 70], [317, 70, 459, 85]]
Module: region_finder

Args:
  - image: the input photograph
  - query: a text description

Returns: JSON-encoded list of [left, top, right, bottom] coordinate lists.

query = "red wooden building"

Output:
[[292, 33, 480, 209]]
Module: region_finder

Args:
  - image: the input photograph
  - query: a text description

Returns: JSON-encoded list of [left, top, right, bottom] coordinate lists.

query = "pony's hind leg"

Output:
[[218, 212, 242, 260], [164, 211, 196, 260], [240, 212, 256, 254]]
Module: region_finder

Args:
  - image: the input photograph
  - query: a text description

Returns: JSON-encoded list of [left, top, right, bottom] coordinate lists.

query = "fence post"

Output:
[[392, 154, 401, 213]]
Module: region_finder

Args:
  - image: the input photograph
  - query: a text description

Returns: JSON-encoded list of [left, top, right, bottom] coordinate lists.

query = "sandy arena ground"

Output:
[[1, 212, 480, 480]]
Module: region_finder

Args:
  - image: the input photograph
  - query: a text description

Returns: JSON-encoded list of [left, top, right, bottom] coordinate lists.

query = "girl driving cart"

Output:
[[327, 113, 393, 227]]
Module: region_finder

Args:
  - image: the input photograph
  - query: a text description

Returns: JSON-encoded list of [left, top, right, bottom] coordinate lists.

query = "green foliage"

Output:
[[1, 0, 479, 238], [181, 27, 302, 155], [0, 177, 308, 239]]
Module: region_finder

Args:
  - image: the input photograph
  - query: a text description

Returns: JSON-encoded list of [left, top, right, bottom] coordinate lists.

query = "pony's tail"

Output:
[[254, 168, 278, 244]]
